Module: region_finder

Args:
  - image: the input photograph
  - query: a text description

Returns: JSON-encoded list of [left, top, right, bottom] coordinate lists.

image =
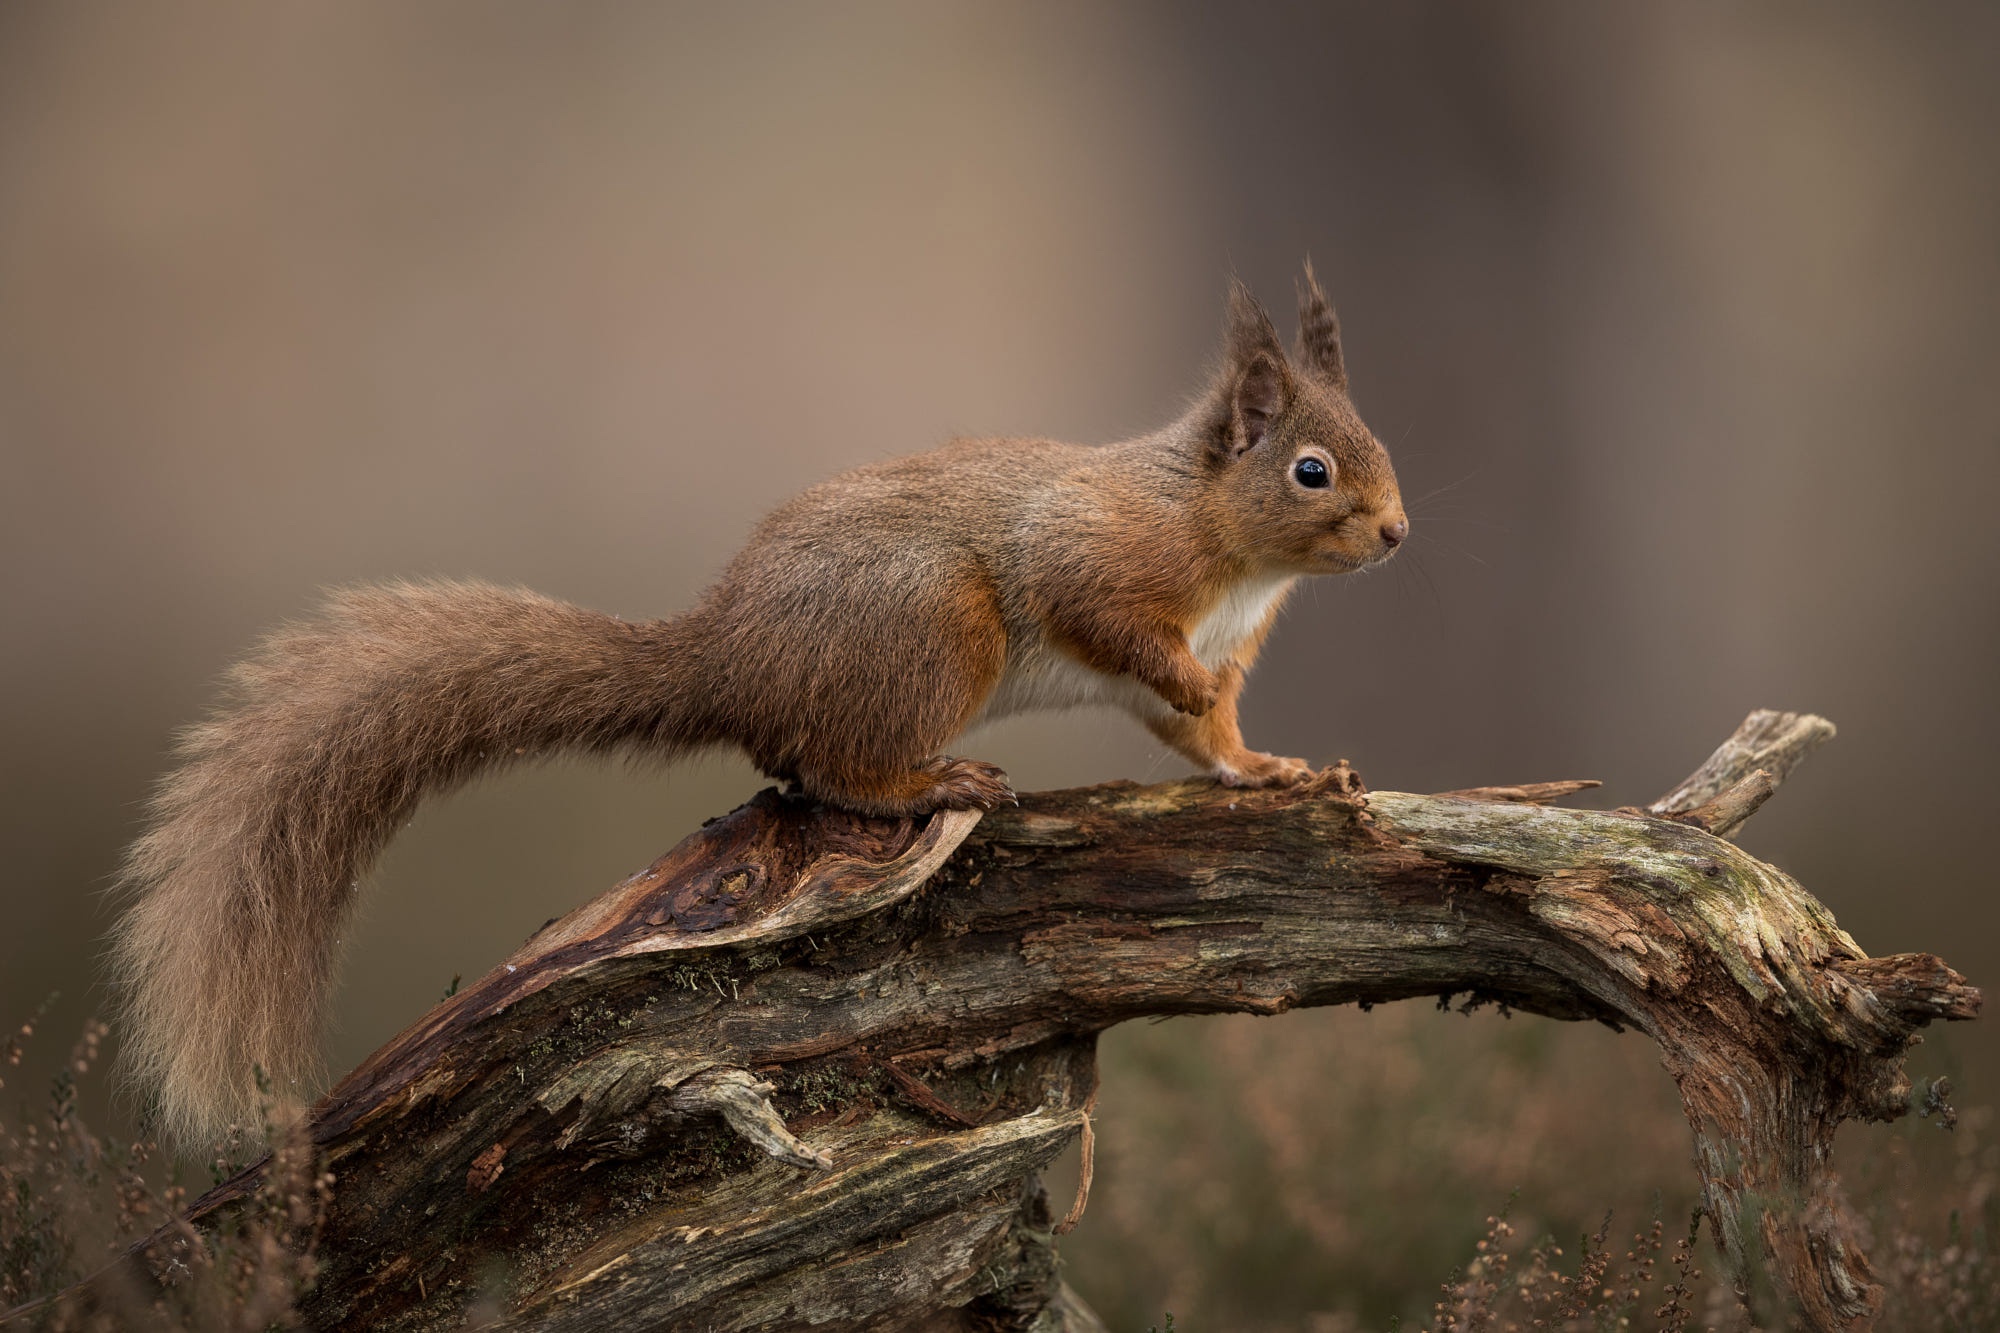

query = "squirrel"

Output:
[[109, 264, 1408, 1146]]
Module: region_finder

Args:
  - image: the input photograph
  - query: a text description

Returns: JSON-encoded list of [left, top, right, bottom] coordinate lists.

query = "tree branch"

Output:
[[61, 710, 1975, 1331]]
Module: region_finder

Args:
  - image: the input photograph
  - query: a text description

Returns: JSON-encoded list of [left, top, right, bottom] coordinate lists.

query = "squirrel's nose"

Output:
[[1380, 516, 1409, 547]]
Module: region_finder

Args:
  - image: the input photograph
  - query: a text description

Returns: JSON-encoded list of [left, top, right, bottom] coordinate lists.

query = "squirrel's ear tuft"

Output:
[[1295, 259, 1347, 392], [1225, 277, 1286, 370], [1219, 279, 1292, 457]]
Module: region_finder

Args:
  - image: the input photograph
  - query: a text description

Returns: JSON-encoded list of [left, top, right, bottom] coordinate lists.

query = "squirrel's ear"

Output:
[[1220, 280, 1292, 457], [1229, 352, 1287, 457], [1295, 259, 1347, 392]]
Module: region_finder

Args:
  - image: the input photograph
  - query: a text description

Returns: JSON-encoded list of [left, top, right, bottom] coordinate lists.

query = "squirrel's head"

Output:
[[1198, 265, 1406, 574]]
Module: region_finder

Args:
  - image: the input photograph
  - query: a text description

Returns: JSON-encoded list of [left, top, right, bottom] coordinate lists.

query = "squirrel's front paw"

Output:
[[917, 756, 1017, 812], [1212, 751, 1313, 789], [1164, 671, 1222, 717]]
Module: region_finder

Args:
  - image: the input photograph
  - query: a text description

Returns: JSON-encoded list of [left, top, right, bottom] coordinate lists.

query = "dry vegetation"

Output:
[[1063, 1004, 1998, 1332], [1, 997, 1993, 1330], [0, 1007, 327, 1331]]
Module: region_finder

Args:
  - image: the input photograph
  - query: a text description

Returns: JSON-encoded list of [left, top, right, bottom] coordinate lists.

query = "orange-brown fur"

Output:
[[110, 266, 1407, 1145]]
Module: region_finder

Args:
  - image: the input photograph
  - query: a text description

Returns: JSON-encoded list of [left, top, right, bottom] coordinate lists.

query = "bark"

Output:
[[62, 712, 1993, 1329]]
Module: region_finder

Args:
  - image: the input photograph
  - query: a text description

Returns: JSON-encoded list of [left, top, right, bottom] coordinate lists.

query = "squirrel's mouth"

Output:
[[1310, 548, 1367, 574], [1312, 540, 1399, 574]]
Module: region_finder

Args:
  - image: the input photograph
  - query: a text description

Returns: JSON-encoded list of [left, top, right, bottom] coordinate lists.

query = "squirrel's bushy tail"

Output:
[[109, 580, 709, 1146]]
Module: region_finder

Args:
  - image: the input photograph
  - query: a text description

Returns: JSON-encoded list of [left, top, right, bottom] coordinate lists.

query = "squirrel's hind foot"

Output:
[[799, 755, 1016, 818], [916, 756, 1017, 812]]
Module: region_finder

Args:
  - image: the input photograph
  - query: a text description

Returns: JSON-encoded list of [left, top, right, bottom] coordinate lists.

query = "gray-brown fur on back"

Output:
[[688, 439, 1094, 781], [109, 581, 702, 1145]]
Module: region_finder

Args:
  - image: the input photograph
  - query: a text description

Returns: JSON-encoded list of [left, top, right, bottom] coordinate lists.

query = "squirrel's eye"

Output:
[[1293, 456, 1331, 489]]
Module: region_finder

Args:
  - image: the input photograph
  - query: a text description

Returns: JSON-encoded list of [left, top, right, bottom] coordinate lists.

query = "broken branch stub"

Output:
[[1650, 708, 1835, 819], [75, 709, 1972, 1333]]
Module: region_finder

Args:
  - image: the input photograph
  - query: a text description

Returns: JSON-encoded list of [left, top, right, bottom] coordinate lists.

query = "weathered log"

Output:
[[38, 711, 1983, 1329]]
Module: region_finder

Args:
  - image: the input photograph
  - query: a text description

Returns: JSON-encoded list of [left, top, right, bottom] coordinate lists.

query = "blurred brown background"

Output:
[[2, 3, 1995, 1327]]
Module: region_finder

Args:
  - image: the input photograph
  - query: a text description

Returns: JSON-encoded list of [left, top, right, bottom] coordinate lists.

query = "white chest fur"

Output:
[[1187, 571, 1296, 669], [974, 572, 1297, 727]]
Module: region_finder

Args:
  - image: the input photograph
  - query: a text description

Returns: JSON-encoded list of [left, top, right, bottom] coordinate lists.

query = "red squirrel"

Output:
[[111, 265, 1407, 1144]]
